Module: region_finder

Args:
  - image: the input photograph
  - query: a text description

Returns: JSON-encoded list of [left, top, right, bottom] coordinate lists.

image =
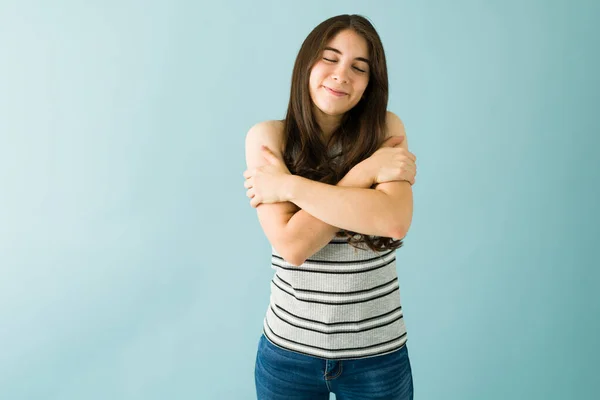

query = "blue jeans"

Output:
[[254, 334, 414, 399]]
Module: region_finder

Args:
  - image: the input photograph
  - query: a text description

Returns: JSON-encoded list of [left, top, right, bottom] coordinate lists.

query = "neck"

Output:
[[314, 108, 344, 142]]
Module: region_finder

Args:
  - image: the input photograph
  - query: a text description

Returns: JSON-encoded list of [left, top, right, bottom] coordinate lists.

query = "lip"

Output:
[[323, 86, 347, 97]]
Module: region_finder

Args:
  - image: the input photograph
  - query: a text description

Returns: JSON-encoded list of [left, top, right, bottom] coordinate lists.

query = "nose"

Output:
[[332, 65, 349, 83]]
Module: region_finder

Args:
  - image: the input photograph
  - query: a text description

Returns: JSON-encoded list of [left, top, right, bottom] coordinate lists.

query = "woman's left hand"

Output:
[[243, 146, 292, 208]]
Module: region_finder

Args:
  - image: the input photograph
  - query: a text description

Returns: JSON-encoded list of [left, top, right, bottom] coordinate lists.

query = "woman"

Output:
[[244, 14, 417, 400]]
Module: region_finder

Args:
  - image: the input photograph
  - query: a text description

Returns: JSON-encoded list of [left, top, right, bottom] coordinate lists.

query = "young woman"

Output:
[[244, 14, 417, 400]]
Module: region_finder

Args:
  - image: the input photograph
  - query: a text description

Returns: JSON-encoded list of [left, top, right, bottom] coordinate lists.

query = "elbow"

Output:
[[276, 245, 306, 267], [386, 225, 407, 240], [284, 249, 306, 266], [378, 191, 412, 240], [287, 256, 306, 267], [385, 216, 411, 239], [271, 234, 307, 266]]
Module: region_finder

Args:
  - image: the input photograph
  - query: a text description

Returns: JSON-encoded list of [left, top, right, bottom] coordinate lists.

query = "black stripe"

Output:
[[276, 274, 399, 296], [262, 328, 408, 360], [274, 303, 403, 326], [272, 256, 396, 275], [269, 304, 404, 334], [272, 250, 394, 265], [272, 280, 400, 305], [264, 322, 407, 353]]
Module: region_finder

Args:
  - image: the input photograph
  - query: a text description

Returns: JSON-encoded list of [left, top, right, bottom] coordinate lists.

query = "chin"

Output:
[[315, 101, 352, 116], [319, 107, 345, 116]]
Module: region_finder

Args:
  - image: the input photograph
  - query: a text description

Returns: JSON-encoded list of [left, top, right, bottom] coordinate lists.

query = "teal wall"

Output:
[[1, 1, 598, 399]]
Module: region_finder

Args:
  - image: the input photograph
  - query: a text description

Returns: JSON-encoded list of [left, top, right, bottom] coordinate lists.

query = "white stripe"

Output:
[[266, 309, 406, 349], [270, 284, 401, 324], [275, 259, 397, 293], [263, 319, 408, 360], [268, 302, 404, 334], [272, 249, 396, 272], [273, 274, 399, 304]]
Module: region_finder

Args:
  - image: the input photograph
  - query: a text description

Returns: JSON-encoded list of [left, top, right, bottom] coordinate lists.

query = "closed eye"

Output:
[[323, 58, 367, 73]]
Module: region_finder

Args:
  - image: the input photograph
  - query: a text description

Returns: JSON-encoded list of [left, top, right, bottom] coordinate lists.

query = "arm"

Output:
[[275, 163, 374, 265], [245, 121, 376, 266], [283, 176, 412, 238], [277, 112, 413, 239]]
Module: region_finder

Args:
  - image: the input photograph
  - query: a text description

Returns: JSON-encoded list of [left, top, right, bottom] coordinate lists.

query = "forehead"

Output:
[[324, 29, 369, 58]]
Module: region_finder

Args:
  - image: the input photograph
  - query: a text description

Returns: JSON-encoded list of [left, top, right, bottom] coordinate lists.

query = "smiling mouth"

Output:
[[324, 86, 347, 96]]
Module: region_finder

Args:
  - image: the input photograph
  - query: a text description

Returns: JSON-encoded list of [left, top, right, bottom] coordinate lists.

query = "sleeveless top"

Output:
[[262, 237, 408, 360]]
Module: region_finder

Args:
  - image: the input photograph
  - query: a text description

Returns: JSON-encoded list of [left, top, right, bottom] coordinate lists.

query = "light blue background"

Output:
[[1, 0, 598, 399]]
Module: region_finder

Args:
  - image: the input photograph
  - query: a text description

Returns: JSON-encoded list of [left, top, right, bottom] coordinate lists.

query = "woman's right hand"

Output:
[[363, 136, 417, 186]]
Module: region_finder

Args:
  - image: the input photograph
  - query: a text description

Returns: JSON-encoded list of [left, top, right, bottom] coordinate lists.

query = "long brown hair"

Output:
[[282, 14, 403, 252]]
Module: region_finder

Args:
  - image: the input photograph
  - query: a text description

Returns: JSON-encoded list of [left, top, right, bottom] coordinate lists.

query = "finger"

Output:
[[399, 174, 415, 186], [244, 179, 252, 189], [397, 149, 416, 163], [409, 169, 417, 183], [382, 136, 404, 148], [246, 188, 255, 198], [251, 197, 261, 208], [243, 169, 253, 179]]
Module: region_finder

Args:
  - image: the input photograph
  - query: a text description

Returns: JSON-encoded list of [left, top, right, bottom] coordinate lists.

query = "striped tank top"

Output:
[[262, 236, 408, 360]]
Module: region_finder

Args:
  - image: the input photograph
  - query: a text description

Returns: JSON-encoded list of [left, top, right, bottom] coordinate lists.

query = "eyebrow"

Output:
[[323, 47, 370, 64]]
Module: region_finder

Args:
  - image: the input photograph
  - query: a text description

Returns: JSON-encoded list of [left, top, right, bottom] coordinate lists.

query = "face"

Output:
[[309, 29, 370, 120]]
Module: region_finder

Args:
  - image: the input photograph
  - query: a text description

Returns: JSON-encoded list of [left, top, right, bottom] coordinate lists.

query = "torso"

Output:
[[263, 236, 408, 360]]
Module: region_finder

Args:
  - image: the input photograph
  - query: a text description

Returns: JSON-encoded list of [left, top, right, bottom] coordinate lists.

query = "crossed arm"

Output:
[[244, 113, 413, 266], [249, 153, 382, 266]]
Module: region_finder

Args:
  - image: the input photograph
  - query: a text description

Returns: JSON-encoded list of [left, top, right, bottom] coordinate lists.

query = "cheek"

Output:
[[309, 68, 328, 100], [309, 66, 326, 86], [356, 79, 369, 97], [308, 75, 319, 100]]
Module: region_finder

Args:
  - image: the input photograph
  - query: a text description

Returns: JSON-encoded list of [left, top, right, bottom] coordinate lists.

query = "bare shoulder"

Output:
[[385, 110, 408, 148], [245, 120, 286, 169], [245, 120, 285, 153], [244, 119, 300, 241]]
